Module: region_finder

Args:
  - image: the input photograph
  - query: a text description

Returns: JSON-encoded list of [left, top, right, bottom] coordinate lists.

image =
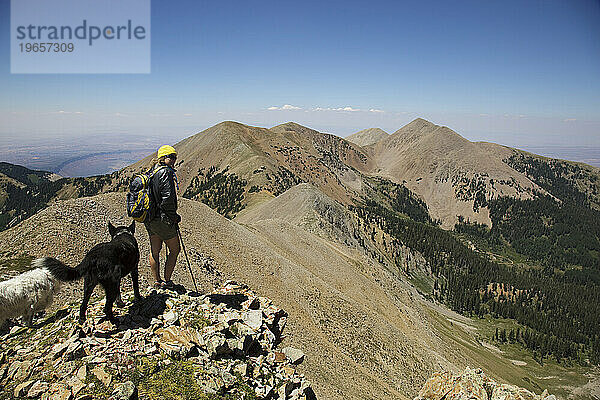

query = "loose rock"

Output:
[[112, 381, 138, 400], [0, 281, 316, 400], [14, 379, 35, 397], [283, 347, 305, 365], [415, 367, 555, 400]]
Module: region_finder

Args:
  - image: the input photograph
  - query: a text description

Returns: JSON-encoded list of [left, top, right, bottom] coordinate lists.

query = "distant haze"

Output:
[[0, 1, 598, 153], [517, 146, 600, 168], [1, 122, 598, 176], [0, 132, 185, 175]]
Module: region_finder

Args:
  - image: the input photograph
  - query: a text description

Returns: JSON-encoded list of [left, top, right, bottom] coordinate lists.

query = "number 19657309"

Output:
[[19, 43, 74, 52]]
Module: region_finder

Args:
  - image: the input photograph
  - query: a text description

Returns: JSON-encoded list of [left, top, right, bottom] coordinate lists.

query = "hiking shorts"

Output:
[[144, 218, 177, 241]]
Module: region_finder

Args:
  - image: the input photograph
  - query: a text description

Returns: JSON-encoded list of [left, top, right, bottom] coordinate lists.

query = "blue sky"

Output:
[[0, 0, 599, 147]]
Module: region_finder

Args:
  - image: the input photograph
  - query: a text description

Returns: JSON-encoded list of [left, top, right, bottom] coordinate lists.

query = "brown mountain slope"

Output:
[[126, 121, 281, 194], [265, 122, 374, 199], [0, 190, 542, 400], [235, 182, 362, 248], [346, 127, 389, 147], [0, 192, 445, 399], [143, 119, 597, 230], [235, 182, 343, 226], [123, 121, 374, 209], [67, 118, 599, 230], [483, 143, 600, 210], [367, 118, 544, 227]]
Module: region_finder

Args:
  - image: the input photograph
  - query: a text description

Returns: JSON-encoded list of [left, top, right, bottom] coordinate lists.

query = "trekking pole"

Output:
[[177, 226, 199, 292]]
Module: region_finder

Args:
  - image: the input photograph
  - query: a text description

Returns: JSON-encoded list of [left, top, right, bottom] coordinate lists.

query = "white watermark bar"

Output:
[[11, 0, 150, 74]]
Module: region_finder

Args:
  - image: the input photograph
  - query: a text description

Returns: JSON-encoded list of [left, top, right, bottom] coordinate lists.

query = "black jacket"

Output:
[[150, 165, 179, 225]]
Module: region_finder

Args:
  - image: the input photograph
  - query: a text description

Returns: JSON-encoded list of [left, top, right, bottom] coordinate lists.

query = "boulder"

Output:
[[283, 347, 305, 365], [27, 380, 50, 398], [112, 381, 138, 400], [14, 379, 35, 398], [92, 365, 112, 387], [243, 309, 263, 330], [64, 341, 86, 361], [66, 376, 85, 397], [162, 310, 178, 325], [415, 367, 554, 400], [49, 382, 72, 400], [206, 333, 230, 357], [491, 384, 539, 400], [156, 326, 202, 358], [76, 365, 87, 381], [0, 282, 317, 400], [11, 359, 33, 381]]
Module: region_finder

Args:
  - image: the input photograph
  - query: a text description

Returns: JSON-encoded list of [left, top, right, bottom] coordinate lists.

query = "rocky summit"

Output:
[[0, 280, 316, 400], [414, 367, 555, 400]]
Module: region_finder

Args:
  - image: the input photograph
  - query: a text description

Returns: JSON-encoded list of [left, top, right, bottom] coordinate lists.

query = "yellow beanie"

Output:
[[157, 145, 177, 159]]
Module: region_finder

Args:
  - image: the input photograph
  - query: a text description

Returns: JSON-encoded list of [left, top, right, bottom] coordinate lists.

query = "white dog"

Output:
[[0, 258, 62, 328]]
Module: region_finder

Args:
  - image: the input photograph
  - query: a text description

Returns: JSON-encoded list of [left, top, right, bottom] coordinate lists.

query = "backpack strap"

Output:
[[150, 164, 179, 190], [149, 164, 167, 177]]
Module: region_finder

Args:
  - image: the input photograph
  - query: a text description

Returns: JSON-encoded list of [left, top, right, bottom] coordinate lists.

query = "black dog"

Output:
[[41, 222, 141, 324]]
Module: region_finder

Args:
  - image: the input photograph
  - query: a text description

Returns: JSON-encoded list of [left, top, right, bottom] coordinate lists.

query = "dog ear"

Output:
[[108, 222, 116, 237], [129, 221, 135, 234]]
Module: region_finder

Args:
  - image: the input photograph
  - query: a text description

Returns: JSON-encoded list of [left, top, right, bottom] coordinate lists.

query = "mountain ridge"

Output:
[[345, 128, 389, 147], [3, 118, 599, 231], [0, 191, 456, 399], [4, 117, 600, 230], [1, 176, 598, 398], [368, 119, 550, 227], [4, 184, 573, 398]]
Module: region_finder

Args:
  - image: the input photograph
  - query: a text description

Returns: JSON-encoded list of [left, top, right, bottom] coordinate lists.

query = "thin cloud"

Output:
[[267, 104, 302, 110], [313, 106, 362, 112], [271, 105, 384, 113], [52, 110, 83, 114], [563, 118, 577, 122], [334, 106, 360, 112]]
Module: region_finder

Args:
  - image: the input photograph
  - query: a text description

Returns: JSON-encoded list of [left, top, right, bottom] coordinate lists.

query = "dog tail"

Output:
[[35, 257, 83, 282]]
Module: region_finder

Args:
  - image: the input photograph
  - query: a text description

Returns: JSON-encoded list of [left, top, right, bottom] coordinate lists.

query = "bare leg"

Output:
[[164, 235, 181, 282], [149, 235, 163, 283]]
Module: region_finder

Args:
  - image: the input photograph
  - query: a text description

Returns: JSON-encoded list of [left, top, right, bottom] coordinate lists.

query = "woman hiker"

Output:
[[146, 145, 182, 289]]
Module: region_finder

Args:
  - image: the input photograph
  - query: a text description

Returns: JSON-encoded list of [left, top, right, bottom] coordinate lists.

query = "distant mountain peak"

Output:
[[346, 128, 389, 147], [388, 118, 469, 148], [394, 118, 439, 135], [409, 117, 436, 126], [212, 120, 251, 130], [270, 121, 314, 133]]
